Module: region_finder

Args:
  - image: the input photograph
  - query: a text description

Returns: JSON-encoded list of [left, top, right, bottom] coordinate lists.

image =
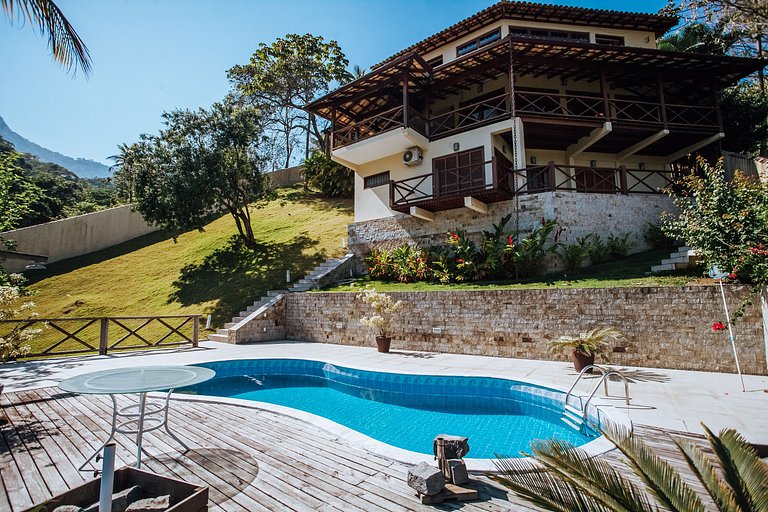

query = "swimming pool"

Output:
[[181, 359, 602, 460]]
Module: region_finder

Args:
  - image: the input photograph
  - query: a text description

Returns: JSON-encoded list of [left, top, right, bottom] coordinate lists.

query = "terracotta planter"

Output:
[[375, 336, 392, 353], [571, 349, 595, 373]]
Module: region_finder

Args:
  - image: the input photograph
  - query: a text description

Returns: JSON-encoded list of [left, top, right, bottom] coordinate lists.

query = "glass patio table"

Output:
[[58, 365, 215, 471]]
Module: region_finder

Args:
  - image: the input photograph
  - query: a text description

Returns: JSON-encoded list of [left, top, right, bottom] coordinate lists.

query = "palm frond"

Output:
[[494, 456, 615, 512], [495, 439, 657, 512], [703, 425, 768, 512], [2, 0, 92, 76], [602, 424, 707, 512], [673, 436, 739, 512]]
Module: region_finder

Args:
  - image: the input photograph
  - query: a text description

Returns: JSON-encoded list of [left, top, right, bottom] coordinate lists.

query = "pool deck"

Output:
[[1, 340, 767, 511]]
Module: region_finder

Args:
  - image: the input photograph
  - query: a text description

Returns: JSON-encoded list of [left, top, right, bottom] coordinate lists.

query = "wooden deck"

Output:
[[1, 388, 708, 511]]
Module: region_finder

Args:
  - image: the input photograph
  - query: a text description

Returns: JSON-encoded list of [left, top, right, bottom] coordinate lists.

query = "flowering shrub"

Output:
[[0, 282, 38, 362], [663, 158, 768, 322], [712, 321, 727, 331], [357, 288, 402, 338], [366, 245, 430, 283]]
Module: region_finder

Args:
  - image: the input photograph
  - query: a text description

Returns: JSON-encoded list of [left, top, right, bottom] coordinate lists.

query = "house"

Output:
[[305, 1, 764, 256]]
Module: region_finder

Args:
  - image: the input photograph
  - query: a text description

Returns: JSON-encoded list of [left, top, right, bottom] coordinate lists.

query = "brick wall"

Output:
[[348, 192, 674, 259], [280, 286, 767, 375]]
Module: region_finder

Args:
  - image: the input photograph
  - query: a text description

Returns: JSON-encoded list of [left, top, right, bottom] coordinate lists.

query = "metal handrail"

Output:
[[582, 371, 631, 418], [564, 364, 631, 418]]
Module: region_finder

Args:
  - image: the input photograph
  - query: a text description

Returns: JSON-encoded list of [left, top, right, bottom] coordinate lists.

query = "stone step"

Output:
[[207, 333, 229, 342], [267, 290, 286, 297], [215, 328, 230, 336], [651, 263, 675, 272], [291, 285, 312, 292], [223, 322, 235, 329], [298, 279, 314, 284], [661, 257, 689, 265]]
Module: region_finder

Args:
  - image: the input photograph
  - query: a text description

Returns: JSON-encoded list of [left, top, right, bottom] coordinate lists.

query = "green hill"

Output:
[[25, 188, 353, 327]]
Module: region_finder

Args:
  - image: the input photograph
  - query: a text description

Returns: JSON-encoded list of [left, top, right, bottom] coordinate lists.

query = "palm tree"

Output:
[[2, 0, 91, 76], [495, 423, 768, 511]]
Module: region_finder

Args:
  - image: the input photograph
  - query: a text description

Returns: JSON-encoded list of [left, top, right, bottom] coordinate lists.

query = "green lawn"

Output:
[[24, 187, 353, 329], [322, 248, 708, 292]]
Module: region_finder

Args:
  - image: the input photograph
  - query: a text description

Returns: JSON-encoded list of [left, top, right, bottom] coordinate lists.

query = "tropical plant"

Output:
[[446, 230, 480, 282], [495, 422, 768, 512], [365, 245, 430, 283], [557, 234, 593, 272], [477, 214, 513, 280], [129, 100, 274, 248], [646, 222, 677, 250], [663, 158, 768, 320], [357, 288, 402, 338], [587, 234, 610, 265], [548, 327, 623, 357], [607, 232, 634, 259], [0, 282, 38, 362], [504, 219, 559, 279], [1, 0, 91, 75], [302, 151, 353, 198]]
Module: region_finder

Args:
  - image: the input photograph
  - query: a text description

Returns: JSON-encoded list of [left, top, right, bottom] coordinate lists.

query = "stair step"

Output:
[[267, 290, 286, 297], [561, 416, 584, 431], [215, 328, 229, 336], [298, 279, 314, 284], [564, 403, 582, 416], [223, 322, 235, 329], [661, 257, 688, 265], [651, 263, 675, 272], [291, 285, 312, 292], [207, 333, 229, 342]]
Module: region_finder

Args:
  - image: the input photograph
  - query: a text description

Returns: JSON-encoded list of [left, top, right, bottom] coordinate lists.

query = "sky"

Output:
[[0, 0, 669, 165]]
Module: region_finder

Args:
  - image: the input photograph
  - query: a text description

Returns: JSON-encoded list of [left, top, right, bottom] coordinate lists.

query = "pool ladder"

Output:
[[561, 364, 630, 431]]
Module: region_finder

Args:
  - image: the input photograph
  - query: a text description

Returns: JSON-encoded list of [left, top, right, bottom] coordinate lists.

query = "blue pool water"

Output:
[[181, 359, 598, 459]]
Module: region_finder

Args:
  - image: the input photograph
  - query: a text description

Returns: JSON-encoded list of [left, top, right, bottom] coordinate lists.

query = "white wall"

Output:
[[1, 205, 158, 272]]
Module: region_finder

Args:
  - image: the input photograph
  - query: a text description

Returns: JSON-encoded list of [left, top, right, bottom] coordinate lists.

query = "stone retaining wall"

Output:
[[348, 192, 674, 259], [281, 286, 767, 375]]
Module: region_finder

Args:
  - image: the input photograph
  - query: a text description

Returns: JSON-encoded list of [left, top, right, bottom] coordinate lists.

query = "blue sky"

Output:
[[0, 0, 668, 165]]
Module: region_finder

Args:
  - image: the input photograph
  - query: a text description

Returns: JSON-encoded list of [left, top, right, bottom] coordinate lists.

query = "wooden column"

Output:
[[547, 161, 556, 191], [402, 69, 410, 128], [99, 318, 109, 355], [657, 76, 668, 127], [600, 70, 610, 120], [330, 106, 336, 152], [713, 80, 723, 132]]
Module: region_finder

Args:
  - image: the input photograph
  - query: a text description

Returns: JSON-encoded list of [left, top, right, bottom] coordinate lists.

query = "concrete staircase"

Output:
[[207, 254, 355, 343], [650, 246, 699, 273]]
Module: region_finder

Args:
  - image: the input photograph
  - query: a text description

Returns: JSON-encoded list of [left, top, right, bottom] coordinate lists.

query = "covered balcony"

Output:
[[389, 156, 679, 215]]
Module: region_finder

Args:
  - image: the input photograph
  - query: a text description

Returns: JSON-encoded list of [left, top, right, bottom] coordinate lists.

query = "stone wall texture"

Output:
[[279, 286, 767, 375], [348, 192, 674, 258]]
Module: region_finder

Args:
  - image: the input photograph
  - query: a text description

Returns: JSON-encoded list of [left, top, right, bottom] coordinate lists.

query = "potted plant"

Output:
[[547, 327, 623, 372], [358, 288, 402, 353]]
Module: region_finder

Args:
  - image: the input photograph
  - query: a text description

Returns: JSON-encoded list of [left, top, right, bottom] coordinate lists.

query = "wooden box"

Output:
[[22, 467, 208, 512]]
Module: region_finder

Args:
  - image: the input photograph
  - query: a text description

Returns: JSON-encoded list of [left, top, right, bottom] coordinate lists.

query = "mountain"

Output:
[[0, 115, 111, 178]]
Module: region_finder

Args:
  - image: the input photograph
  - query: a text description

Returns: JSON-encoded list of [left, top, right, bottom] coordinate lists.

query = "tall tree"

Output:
[[130, 101, 272, 248], [0, 150, 41, 233], [228, 33, 351, 164], [1, 0, 91, 75]]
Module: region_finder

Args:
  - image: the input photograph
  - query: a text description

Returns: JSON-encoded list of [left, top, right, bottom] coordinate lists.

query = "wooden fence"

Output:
[[0, 315, 200, 359]]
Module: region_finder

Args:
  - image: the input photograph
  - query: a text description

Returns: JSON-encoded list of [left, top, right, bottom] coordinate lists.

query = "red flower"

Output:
[[456, 258, 464, 264], [451, 233, 459, 241], [712, 321, 727, 331], [728, 273, 737, 280], [508, 236, 515, 246]]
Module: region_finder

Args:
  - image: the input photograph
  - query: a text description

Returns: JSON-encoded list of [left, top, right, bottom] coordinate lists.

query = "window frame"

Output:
[[456, 28, 501, 57], [363, 171, 391, 189]]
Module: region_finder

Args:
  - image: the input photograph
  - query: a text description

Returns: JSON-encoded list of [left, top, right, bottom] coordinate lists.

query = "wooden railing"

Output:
[[331, 91, 720, 150], [430, 92, 511, 138], [1, 314, 201, 359], [390, 159, 678, 210]]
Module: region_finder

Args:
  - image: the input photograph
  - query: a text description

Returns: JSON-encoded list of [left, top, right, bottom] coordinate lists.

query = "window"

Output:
[[595, 34, 625, 46], [426, 55, 443, 68], [433, 147, 485, 195], [364, 171, 390, 189], [509, 26, 589, 43], [456, 28, 501, 57]]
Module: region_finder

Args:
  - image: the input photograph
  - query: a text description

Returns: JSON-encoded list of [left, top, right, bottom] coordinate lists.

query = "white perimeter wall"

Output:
[[1, 205, 158, 272]]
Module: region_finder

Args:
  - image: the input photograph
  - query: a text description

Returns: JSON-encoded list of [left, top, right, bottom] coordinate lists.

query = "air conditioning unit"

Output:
[[402, 147, 423, 166]]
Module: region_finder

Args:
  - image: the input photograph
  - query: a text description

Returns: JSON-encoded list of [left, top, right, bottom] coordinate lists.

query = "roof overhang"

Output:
[[371, 0, 679, 70]]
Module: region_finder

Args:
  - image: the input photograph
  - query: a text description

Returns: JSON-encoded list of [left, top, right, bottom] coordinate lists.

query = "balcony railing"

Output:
[[331, 91, 721, 151], [390, 159, 678, 213]]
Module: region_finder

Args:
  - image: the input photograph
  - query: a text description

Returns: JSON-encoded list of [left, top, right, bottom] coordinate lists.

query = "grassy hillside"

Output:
[[25, 188, 352, 327]]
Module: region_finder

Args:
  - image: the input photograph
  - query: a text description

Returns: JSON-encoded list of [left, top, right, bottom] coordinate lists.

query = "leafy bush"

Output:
[[663, 158, 768, 321], [365, 217, 560, 283], [0, 283, 38, 362], [557, 234, 593, 272], [302, 151, 353, 198], [607, 233, 633, 259], [644, 222, 675, 250], [587, 235, 610, 265]]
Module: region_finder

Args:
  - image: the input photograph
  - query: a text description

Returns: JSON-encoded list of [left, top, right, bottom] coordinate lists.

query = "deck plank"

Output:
[[0, 388, 718, 512]]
